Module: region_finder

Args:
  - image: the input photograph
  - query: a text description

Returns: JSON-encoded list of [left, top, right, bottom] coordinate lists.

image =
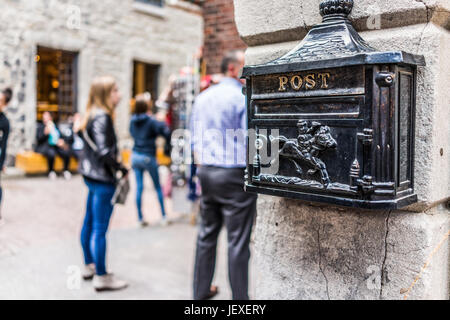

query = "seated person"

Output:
[[35, 111, 71, 180], [59, 113, 84, 160]]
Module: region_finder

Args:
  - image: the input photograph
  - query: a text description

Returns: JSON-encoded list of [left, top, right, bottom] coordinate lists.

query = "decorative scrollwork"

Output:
[[320, 0, 354, 18], [267, 0, 374, 66]]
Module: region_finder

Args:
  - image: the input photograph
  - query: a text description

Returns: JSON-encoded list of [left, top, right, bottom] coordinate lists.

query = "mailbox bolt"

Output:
[[385, 76, 393, 84], [440, 148, 444, 156]]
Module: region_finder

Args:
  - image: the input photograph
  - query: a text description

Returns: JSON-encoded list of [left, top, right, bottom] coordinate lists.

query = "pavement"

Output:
[[0, 173, 256, 300]]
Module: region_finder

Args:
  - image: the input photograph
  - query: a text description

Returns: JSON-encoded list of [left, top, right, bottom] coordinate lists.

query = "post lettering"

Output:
[[305, 74, 316, 90], [318, 73, 331, 89], [278, 76, 288, 91], [290, 75, 303, 90], [277, 72, 332, 91]]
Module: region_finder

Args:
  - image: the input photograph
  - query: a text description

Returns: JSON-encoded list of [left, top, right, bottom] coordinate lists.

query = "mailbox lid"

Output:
[[243, 51, 425, 77], [242, 11, 425, 78]]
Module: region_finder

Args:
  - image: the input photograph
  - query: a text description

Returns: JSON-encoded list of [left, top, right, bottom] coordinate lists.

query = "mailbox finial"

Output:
[[320, 0, 353, 20]]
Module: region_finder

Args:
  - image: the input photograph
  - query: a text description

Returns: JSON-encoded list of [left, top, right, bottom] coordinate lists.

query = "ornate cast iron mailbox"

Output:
[[242, 0, 425, 209]]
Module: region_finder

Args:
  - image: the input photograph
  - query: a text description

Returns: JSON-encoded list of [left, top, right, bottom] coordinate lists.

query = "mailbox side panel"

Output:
[[396, 65, 417, 195]]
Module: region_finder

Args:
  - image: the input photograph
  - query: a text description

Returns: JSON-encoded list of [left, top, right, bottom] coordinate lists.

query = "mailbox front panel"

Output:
[[245, 65, 417, 209]]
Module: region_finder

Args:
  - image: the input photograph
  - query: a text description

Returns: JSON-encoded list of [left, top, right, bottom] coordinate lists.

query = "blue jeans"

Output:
[[80, 178, 116, 276], [0, 174, 3, 219], [131, 152, 166, 221], [0, 173, 3, 206]]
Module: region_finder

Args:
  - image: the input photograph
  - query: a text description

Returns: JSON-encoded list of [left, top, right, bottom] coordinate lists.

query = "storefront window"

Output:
[[36, 46, 78, 123]]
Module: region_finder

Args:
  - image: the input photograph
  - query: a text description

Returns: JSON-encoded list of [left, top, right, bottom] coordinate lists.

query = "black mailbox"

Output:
[[242, 0, 425, 209]]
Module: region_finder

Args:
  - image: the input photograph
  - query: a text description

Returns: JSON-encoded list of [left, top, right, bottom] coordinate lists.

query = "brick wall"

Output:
[[197, 0, 247, 74]]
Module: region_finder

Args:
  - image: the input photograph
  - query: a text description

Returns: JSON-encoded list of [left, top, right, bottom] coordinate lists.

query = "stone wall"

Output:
[[0, 0, 203, 163], [234, 0, 450, 299]]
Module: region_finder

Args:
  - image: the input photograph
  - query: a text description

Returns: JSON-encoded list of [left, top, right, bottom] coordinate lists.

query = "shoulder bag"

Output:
[[82, 129, 130, 205]]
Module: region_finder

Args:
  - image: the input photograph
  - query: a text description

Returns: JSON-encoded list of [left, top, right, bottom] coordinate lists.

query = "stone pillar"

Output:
[[234, 0, 450, 300]]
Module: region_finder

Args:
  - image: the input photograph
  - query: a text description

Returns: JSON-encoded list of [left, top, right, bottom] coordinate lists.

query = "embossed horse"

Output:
[[270, 123, 337, 186]]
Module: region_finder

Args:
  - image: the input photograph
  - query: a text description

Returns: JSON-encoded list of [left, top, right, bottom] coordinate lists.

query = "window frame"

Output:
[[133, 0, 167, 18], [35, 46, 79, 124], [135, 0, 165, 7]]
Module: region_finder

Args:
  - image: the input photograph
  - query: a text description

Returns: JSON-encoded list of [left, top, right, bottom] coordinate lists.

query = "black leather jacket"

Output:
[[79, 109, 128, 184]]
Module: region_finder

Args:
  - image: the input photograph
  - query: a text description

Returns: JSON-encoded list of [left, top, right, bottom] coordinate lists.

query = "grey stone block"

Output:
[[253, 196, 449, 300], [234, 0, 449, 46], [235, 0, 450, 300]]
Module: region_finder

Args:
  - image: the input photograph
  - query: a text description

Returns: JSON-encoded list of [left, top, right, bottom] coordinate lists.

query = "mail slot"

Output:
[[242, 0, 425, 209]]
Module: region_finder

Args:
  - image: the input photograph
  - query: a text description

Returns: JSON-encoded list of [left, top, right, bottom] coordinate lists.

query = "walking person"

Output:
[[0, 88, 12, 226], [191, 50, 257, 300], [130, 93, 171, 227], [77, 76, 129, 291]]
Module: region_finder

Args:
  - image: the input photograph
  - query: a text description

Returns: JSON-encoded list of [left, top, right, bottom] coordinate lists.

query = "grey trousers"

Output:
[[193, 166, 257, 300]]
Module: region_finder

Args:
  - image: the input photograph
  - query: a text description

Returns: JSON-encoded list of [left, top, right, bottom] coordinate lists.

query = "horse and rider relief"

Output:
[[254, 120, 353, 193]]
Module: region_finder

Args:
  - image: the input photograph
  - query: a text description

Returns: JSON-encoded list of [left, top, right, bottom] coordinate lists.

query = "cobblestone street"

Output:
[[0, 174, 255, 299]]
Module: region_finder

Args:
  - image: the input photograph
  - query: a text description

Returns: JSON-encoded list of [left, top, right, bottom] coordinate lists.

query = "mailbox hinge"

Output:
[[351, 173, 396, 196], [350, 160, 376, 195], [357, 129, 373, 146], [351, 176, 377, 195], [356, 175, 376, 195], [242, 84, 247, 96]]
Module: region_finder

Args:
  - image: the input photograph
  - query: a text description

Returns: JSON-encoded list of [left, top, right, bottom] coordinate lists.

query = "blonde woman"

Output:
[[76, 76, 128, 291]]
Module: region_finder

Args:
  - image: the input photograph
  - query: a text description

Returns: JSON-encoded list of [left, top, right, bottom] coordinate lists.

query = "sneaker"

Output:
[[160, 217, 169, 227], [48, 171, 57, 180], [82, 264, 96, 280], [63, 170, 72, 180], [139, 220, 149, 228], [93, 274, 128, 292]]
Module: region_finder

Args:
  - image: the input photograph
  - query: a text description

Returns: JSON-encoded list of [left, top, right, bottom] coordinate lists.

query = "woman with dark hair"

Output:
[[130, 93, 171, 227], [77, 76, 129, 291], [0, 88, 12, 225]]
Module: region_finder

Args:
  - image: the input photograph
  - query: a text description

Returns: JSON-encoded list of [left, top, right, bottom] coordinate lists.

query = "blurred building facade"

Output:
[[0, 0, 203, 164]]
